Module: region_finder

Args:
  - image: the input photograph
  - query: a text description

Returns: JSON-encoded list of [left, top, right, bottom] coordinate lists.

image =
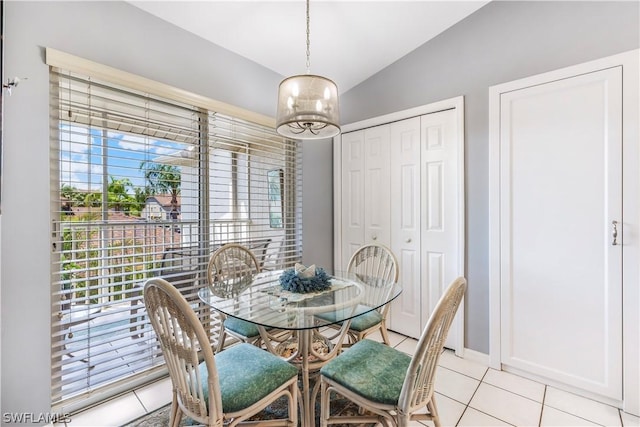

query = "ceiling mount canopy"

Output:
[[276, 0, 340, 140]]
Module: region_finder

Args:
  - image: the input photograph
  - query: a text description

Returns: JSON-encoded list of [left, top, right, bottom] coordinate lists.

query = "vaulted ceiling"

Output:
[[128, 1, 490, 94]]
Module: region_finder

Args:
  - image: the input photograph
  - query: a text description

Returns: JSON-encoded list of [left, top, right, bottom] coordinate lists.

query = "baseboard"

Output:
[[459, 347, 491, 366]]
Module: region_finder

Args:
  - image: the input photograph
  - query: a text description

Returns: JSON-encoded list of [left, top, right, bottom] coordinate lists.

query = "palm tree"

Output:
[[107, 177, 135, 212], [140, 162, 181, 219]]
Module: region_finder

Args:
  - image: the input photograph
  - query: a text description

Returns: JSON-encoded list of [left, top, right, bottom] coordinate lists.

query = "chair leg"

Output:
[[379, 322, 391, 346], [216, 328, 227, 353], [171, 407, 183, 427], [427, 397, 441, 427], [288, 381, 298, 427], [169, 392, 181, 427], [320, 380, 330, 427], [213, 310, 228, 353]]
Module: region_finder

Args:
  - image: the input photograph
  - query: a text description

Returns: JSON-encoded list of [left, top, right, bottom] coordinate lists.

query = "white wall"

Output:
[[0, 0, 333, 417], [340, 0, 640, 353]]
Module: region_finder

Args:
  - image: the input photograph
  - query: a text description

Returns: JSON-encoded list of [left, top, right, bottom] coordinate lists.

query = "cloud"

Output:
[[112, 131, 184, 158], [153, 144, 180, 156], [113, 132, 148, 151], [60, 124, 90, 155]]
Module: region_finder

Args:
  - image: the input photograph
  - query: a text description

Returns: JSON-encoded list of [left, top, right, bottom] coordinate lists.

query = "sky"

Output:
[[59, 123, 186, 192]]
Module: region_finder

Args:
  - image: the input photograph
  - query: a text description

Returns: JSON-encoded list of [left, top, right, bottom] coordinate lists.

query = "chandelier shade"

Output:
[[275, 0, 341, 140], [276, 74, 340, 140]]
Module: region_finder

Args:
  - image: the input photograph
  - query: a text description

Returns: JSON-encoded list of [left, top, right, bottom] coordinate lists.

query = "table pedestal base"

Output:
[[263, 321, 352, 427]]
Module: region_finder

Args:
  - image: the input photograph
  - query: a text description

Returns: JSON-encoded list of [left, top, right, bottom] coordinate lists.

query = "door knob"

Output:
[[372, 235, 377, 241], [612, 220, 619, 246], [406, 238, 412, 243]]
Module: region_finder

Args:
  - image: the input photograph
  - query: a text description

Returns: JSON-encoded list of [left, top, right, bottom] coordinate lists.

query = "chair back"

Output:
[[207, 243, 261, 299], [160, 246, 201, 302], [398, 276, 467, 414], [242, 238, 272, 269], [143, 278, 222, 425], [347, 244, 399, 311]]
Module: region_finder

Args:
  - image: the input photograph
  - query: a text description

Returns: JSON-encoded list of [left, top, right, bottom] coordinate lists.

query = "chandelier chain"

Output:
[[305, 0, 311, 73]]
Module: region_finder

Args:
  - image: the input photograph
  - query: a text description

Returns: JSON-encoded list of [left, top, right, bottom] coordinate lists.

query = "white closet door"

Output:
[[340, 100, 464, 350], [389, 109, 461, 346], [364, 125, 391, 246], [390, 117, 422, 337], [341, 130, 365, 268], [341, 126, 391, 268], [499, 67, 622, 399], [421, 109, 460, 349]]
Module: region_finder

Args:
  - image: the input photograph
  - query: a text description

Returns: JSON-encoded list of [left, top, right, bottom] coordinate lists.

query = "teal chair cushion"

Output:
[[320, 339, 411, 405], [224, 316, 260, 338], [200, 343, 298, 413], [316, 304, 382, 331], [348, 306, 383, 332]]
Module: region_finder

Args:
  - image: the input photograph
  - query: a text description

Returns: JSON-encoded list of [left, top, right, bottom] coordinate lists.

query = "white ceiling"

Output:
[[128, 1, 490, 93]]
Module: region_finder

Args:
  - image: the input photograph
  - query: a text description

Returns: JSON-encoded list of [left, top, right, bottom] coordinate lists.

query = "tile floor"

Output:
[[60, 330, 640, 427]]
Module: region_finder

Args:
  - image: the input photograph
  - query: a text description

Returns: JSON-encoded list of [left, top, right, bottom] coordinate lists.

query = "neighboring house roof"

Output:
[[62, 207, 181, 251], [70, 207, 147, 221], [145, 195, 181, 212]]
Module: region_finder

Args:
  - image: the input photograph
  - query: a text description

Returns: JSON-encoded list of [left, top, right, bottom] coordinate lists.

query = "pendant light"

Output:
[[276, 0, 340, 140]]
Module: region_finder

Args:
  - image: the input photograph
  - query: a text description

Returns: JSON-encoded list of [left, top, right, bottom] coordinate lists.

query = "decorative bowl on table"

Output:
[[279, 263, 331, 293]]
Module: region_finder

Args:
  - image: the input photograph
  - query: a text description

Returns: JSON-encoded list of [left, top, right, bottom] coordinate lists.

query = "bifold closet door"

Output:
[[389, 109, 461, 349], [420, 109, 461, 350], [340, 127, 391, 268], [341, 130, 366, 267], [389, 117, 422, 338]]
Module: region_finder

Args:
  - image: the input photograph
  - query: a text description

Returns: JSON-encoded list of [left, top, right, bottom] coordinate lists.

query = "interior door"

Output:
[[499, 67, 622, 399], [363, 125, 391, 246], [389, 109, 461, 349], [341, 130, 366, 267], [420, 109, 461, 350], [341, 127, 391, 268], [390, 117, 422, 338]]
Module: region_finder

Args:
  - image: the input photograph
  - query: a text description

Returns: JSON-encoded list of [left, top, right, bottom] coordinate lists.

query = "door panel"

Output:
[[421, 109, 460, 349], [390, 117, 421, 337], [341, 131, 365, 267], [364, 126, 391, 245], [342, 106, 463, 349], [500, 67, 622, 399]]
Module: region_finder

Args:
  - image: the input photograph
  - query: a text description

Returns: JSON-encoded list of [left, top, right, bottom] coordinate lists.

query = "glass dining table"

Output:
[[198, 268, 402, 426]]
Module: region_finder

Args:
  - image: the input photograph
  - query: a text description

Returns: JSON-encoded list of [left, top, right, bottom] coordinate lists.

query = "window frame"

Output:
[[48, 48, 303, 412]]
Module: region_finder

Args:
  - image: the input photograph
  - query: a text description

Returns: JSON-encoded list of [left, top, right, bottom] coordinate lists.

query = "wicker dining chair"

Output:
[[144, 278, 299, 427], [345, 243, 399, 345], [319, 276, 467, 427], [207, 243, 265, 352]]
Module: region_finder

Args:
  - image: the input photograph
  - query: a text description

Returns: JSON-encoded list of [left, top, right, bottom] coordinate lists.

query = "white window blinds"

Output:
[[50, 67, 302, 411]]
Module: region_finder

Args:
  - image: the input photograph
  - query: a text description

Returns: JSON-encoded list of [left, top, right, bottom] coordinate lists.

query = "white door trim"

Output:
[[334, 95, 466, 354], [489, 49, 639, 413]]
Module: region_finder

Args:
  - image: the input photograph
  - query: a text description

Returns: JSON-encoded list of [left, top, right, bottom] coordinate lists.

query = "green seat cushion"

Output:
[[315, 311, 338, 323], [316, 304, 382, 332], [320, 339, 411, 405], [224, 316, 260, 338], [200, 343, 299, 413], [348, 306, 383, 332]]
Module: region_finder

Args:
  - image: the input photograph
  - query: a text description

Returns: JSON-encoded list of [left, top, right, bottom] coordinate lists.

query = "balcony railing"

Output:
[[56, 219, 255, 305], [53, 218, 250, 406]]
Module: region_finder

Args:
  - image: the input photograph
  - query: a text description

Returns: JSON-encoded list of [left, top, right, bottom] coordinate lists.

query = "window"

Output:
[[49, 59, 302, 411]]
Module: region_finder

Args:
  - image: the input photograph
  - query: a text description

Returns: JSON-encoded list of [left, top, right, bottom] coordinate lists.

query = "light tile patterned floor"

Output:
[[60, 330, 640, 427]]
